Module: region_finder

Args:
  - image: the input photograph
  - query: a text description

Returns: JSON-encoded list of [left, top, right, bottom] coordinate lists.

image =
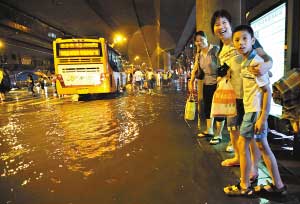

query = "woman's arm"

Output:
[[256, 47, 273, 74], [188, 53, 199, 92], [251, 40, 273, 76]]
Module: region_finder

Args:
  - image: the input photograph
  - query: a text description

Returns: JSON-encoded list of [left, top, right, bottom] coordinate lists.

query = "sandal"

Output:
[[224, 183, 254, 197], [210, 136, 222, 145], [221, 158, 240, 167], [198, 132, 214, 138], [250, 175, 259, 187], [254, 180, 287, 196]]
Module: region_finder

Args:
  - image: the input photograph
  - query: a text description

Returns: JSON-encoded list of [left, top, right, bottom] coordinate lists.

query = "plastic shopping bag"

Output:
[[184, 94, 196, 120], [211, 78, 237, 117]]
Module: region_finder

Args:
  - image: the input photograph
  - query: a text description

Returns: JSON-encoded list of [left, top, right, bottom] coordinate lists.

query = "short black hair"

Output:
[[210, 9, 232, 34], [233, 24, 254, 38], [194, 30, 207, 41]]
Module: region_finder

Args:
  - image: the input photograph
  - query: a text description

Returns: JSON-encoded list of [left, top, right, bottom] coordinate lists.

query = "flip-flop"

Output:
[[210, 137, 222, 145], [250, 175, 259, 187], [198, 132, 214, 137], [254, 180, 287, 196], [221, 159, 240, 167]]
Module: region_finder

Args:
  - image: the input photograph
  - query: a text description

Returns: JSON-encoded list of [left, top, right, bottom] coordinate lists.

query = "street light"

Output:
[[0, 40, 4, 49], [111, 33, 127, 47], [134, 56, 140, 61]]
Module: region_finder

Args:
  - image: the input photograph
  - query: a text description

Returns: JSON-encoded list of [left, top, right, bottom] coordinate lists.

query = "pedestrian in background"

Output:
[[156, 72, 161, 87], [0, 67, 11, 103], [0, 67, 6, 103], [39, 76, 45, 94], [27, 74, 35, 96], [146, 68, 155, 94], [133, 68, 143, 91]]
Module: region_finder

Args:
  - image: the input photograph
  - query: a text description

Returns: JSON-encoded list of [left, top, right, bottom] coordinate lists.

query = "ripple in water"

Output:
[[0, 94, 162, 182]]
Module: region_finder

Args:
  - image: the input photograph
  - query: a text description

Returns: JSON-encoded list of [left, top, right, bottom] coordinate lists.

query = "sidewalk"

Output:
[[192, 125, 300, 203]]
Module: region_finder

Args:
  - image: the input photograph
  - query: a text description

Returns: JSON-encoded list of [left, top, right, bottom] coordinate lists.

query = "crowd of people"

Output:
[[130, 67, 176, 94], [26, 74, 54, 96], [188, 9, 287, 197]]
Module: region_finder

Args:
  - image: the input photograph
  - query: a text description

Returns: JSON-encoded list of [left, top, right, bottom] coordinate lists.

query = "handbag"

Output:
[[195, 66, 204, 80], [184, 94, 196, 120], [194, 53, 205, 80], [217, 62, 230, 77], [211, 78, 237, 117]]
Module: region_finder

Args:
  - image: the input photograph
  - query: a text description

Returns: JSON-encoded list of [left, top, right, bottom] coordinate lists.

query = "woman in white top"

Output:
[[189, 31, 225, 140]]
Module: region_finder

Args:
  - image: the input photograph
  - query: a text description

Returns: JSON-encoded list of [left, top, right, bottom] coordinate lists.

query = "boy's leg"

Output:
[[239, 136, 252, 189], [221, 129, 240, 166], [249, 140, 261, 178], [256, 137, 284, 189]]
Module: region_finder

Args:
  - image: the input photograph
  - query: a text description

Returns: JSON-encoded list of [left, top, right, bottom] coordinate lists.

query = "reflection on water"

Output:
[[0, 94, 164, 189]]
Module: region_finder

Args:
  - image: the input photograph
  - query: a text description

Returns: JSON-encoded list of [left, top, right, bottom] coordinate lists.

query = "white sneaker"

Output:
[[226, 143, 234, 152], [209, 136, 222, 145]]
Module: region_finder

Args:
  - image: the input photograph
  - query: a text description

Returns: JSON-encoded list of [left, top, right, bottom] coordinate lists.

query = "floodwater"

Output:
[[0, 81, 298, 204]]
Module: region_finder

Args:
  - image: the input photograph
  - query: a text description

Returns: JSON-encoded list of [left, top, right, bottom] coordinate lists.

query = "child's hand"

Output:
[[254, 118, 265, 135]]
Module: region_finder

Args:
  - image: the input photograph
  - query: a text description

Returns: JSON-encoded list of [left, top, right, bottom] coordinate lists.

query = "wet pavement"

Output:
[[0, 82, 300, 204]]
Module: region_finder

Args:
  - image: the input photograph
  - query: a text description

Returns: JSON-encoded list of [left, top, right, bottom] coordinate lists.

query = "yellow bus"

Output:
[[53, 38, 126, 95]]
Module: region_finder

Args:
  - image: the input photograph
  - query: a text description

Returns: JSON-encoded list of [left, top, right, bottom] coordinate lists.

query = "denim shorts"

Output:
[[227, 99, 244, 131], [240, 112, 268, 140]]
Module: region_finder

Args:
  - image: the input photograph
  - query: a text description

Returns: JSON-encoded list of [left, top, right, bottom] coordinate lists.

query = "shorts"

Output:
[[148, 79, 155, 89], [227, 99, 244, 130], [135, 81, 142, 87], [240, 112, 268, 140]]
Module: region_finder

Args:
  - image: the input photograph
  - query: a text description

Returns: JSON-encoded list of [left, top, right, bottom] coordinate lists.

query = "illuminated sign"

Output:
[[59, 43, 99, 49], [58, 43, 101, 57], [59, 49, 100, 56], [250, 3, 286, 117], [21, 56, 32, 65], [1, 20, 30, 32]]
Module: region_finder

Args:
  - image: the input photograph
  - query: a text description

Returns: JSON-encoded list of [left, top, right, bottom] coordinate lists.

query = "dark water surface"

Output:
[[0, 83, 290, 204]]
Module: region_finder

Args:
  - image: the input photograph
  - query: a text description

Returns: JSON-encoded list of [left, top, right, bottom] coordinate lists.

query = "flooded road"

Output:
[[0, 82, 298, 204]]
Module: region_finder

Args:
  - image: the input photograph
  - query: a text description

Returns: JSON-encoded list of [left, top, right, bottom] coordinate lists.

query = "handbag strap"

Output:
[[189, 93, 195, 101]]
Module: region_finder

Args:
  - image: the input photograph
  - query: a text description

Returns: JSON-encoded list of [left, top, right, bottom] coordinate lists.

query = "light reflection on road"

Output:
[[0, 93, 161, 189]]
